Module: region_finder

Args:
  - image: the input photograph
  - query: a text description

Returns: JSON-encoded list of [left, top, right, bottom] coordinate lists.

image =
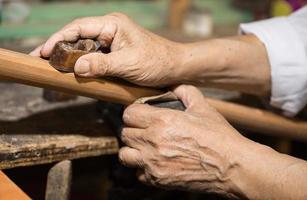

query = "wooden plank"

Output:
[[0, 134, 118, 170], [0, 99, 119, 170], [0, 170, 31, 200], [1, 48, 307, 141]]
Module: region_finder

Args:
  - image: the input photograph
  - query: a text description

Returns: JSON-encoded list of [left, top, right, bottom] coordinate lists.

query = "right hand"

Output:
[[30, 13, 185, 87], [119, 85, 251, 199]]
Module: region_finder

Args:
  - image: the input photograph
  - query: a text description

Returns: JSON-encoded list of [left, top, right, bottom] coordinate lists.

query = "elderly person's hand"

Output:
[[30, 13, 270, 95], [30, 13, 184, 87], [119, 85, 307, 200], [119, 85, 252, 199]]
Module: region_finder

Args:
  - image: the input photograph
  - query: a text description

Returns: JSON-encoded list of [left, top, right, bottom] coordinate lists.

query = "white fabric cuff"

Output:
[[240, 17, 307, 116]]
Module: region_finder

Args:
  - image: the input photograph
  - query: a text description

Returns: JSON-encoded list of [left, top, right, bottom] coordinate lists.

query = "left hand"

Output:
[[29, 13, 185, 87], [119, 85, 251, 199]]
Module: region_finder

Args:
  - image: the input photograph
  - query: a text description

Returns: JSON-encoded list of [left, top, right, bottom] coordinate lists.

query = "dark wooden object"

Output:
[[49, 39, 100, 72]]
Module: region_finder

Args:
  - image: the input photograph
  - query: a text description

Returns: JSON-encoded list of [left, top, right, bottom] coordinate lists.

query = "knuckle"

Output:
[[123, 104, 141, 121], [122, 113, 130, 125], [159, 111, 177, 124], [120, 128, 133, 144], [120, 131, 128, 143], [154, 145, 164, 157], [106, 12, 132, 26], [118, 147, 131, 166], [85, 54, 109, 76], [100, 55, 115, 76], [146, 168, 165, 185], [52, 32, 65, 41], [180, 84, 197, 91], [72, 16, 92, 23], [108, 12, 128, 19], [145, 134, 159, 148], [95, 55, 109, 74], [148, 125, 165, 140], [145, 129, 156, 141], [118, 148, 126, 162], [121, 127, 128, 137], [122, 106, 133, 123], [183, 84, 194, 90], [72, 18, 83, 24]]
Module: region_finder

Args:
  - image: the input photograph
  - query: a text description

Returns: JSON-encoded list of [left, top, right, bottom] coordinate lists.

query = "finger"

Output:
[[40, 28, 78, 57], [173, 84, 211, 114], [74, 52, 119, 77], [136, 170, 153, 186], [121, 127, 145, 148], [123, 103, 158, 128], [29, 44, 44, 57], [119, 146, 144, 168], [74, 48, 135, 77], [136, 169, 147, 183], [40, 16, 118, 57]]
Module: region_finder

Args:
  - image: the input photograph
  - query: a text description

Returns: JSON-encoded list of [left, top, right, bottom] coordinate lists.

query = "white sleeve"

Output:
[[240, 6, 307, 116]]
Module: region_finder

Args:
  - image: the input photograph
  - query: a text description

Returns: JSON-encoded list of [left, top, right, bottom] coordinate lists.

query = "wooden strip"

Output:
[[0, 135, 118, 170], [1, 48, 307, 141], [0, 171, 31, 200], [0, 48, 161, 105], [0, 101, 119, 170], [207, 98, 307, 141]]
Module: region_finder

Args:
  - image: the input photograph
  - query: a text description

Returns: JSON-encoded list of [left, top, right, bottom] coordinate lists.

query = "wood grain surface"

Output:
[[0, 48, 161, 105], [0, 134, 118, 170]]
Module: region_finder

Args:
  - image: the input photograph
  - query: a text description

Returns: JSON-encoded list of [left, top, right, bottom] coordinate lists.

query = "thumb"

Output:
[[74, 52, 121, 77], [173, 85, 213, 114]]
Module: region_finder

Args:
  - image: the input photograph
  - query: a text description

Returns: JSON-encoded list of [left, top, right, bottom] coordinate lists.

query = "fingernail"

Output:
[[75, 59, 90, 74]]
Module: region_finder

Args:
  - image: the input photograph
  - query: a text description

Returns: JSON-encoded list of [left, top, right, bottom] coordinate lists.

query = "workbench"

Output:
[[0, 83, 118, 170]]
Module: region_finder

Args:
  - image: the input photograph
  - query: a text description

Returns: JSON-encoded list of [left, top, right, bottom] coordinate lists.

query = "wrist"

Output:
[[228, 137, 289, 200], [174, 41, 224, 85], [233, 140, 307, 200], [213, 134, 266, 199], [166, 41, 191, 84], [191, 130, 263, 199], [173, 36, 271, 95]]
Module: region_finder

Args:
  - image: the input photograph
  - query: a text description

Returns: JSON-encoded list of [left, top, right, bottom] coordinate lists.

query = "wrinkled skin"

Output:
[[31, 13, 307, 200], [119, 85, 248, 199], [30, 13, 271, 96], [119, 85, 307, 200], [30, 13, 183, 87]]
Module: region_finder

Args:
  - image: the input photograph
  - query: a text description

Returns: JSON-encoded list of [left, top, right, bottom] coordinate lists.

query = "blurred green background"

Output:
[[0, 0, 252, 40]]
